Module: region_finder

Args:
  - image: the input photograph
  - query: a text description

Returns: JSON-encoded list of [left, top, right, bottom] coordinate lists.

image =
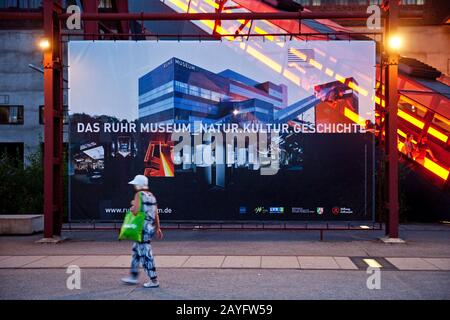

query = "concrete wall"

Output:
[[399, 25, 450, 76], [350, 25, 450, 75], [0, 30, 68, 165]]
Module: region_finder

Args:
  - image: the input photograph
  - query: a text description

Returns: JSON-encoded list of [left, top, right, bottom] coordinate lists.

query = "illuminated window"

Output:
[[139, 82, 174, 105], [189, 85, 200, 97], [175, 81, 188, 94], [401, 0, 425, 4], [200, 88, 212, 100], [174, 81, 228, 102], [98, 0, 112, 8], [295, 0, 311, 5], [0, 105, 23, 124]]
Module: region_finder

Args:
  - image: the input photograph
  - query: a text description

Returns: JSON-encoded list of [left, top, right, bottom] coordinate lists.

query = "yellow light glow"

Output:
[[325, 68, 334, 77], [335, 73, 346, 84], [398, 141, 449, 181], [348, 81, 369, 97], [160, 150, 174, 177], [434, 113, 450, 127], [245, 45, 282, 73], [38, 38, 50, 51], [360, 225, 370, 229], [397, 129, 417, 143], [397, 109, 425, 129], [203, 0, 219, 9], [169, 0, 234, 40], [309, 58, 323, 70], [169, 0, 189, 12], [290, 48, 307, 61], [374, 95, 385, 107], [428, 126, 449, 143], [344, 107, 367, 126], [423, 158, 450, 181], [397, 129, 407, 138], [376, 97, 446, 142], [253, 26, 274, 41], [363, 259, 382, 268], [388, 35, 403, 51]]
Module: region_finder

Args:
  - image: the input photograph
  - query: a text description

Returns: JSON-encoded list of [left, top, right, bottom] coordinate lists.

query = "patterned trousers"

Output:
[[130, 225, 157, 279]]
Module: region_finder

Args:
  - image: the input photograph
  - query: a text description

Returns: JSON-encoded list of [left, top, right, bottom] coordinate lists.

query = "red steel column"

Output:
[[43, 0, 63, 238], [115, 0, 130, 39], [83, 0, 99, 40], [385, 1, 400, 238]]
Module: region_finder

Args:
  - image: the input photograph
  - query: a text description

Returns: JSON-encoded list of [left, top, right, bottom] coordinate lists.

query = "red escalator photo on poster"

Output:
[[144, 139, 174, 177]]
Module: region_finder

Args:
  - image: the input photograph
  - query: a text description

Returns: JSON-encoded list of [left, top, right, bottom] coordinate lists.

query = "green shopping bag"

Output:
[[119, 193, 145, 242]]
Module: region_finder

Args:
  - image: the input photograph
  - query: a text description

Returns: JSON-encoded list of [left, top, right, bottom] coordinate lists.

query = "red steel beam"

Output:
[[57, 12, 371, 21], [63, 32, 382, 39], [43, 0, 64, 238], [82, 0, 99, 40], [0, 12, 42, 20], [385, 1, 400, 239], [115, 0, 130, 39], [0, 10, 421, 22]]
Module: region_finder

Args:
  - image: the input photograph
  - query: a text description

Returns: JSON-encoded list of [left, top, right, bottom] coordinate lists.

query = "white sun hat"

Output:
[[128, 174, 148, 187]]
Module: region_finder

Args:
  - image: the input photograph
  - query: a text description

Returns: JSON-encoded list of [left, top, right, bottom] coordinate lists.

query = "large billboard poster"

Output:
[[68, 40, 376, 222]]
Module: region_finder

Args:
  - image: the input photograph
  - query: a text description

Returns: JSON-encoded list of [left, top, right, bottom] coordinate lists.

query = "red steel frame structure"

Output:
[[43, 0, 64, 238], [383, 1, 400, 238], [0, 0, 402, 239]]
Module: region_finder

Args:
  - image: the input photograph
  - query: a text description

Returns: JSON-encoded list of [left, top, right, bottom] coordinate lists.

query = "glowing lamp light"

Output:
[[38, 38, 51, 51], [363, 259, 382, 268], [232, 109, 239, 116], [388, 35, 403, 51]]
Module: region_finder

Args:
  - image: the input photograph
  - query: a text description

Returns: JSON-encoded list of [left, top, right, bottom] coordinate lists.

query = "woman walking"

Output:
[[121, 174, 163, 288]]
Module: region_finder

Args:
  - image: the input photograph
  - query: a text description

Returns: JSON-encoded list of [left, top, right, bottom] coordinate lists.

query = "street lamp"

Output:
[[38, 37, 51, 51], [387, 34, 403, 52]]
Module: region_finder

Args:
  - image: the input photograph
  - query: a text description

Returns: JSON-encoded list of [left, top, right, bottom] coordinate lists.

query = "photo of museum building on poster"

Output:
[[138, 57, 287, 125], [138, 57, 360, 128]]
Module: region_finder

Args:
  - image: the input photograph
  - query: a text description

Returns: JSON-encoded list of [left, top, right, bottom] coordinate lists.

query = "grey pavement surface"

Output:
[[0, 224, 449, 300], [1, 224, 450, 257], [1, 268, 449, 300]]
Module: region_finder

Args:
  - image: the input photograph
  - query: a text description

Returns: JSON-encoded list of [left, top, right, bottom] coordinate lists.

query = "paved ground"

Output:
[[1, 254, 450, 270], [1, 269, 449, 300], [0, 223, 449, 299]]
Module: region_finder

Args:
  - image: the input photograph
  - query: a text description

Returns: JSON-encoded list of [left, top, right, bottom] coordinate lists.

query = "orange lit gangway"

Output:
[[375, 58, 450, 186], [161, 0, 450, 189]]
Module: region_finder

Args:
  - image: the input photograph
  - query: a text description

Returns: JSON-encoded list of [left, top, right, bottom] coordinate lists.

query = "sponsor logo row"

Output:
[[240, 207, 354, 216]]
